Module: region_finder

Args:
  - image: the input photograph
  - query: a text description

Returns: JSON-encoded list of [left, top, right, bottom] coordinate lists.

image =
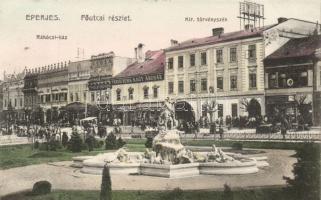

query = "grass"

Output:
[[0, 141, 145, 170], [1, 187, 290, 200]]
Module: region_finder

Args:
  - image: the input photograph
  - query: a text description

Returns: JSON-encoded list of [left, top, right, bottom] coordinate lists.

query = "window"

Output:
[[143, 87, 149, 99], [216, 49, 223, 63], [46, 94, 50, 102], [249, 73, 257, 89], [230, 48, 237, 62], [201, 52, 207, 65], [178, 56, 184, 68], [70, 93, 73, 102], [20, 98, 22, 107], [91, 92, 95, 102], [83, 92, 87, 101], [75, 93, 79, 101], [231, 103, 238, 117], [269, 73, 278, 88], [128, 88, 134, 100], [168, 82, 174, 94], [4, 99, 6, 107], [230, 75, 237, 90], [218, 104, 223, 118], [168, 58, 173, 70], [116, 89, 121, 101], [190, 79, 196, 93], [153, 87, 158, 98], [201, 78, 207, 91], [14, 99, 17, 107], [217, 77, 223, 90], [190, 54, 195, 67], [248, 44, 256, 60], [178, 81, 184, 93]]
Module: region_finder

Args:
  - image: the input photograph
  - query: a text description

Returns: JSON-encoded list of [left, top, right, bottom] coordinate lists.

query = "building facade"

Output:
[[111, 49, 165, 126], [23, 69, 40, 124], [2, 71, 26, 124], [164, 18, 319, 123], [37, 63, 69, 124], [264, 35, 321, 126]]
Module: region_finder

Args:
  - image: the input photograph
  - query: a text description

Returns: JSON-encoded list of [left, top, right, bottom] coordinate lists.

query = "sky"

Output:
[[0, 0, 320, 79]]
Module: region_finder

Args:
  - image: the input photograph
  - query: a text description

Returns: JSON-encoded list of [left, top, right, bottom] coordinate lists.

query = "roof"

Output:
[[165, 25, 276, 52], [115, 50, 165, 78], [264, 35, 321, 67]]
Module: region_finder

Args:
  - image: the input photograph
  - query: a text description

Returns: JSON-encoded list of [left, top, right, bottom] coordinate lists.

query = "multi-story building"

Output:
[[2, 71, 26, 124], [88, 51, 135, 123], [23, 69, 40, 124], [264, 34, 321, 126], [164, 18, 319, 123], [111, 47, 165, 125], [0, 80, 4, 123], [37, 62, 69, 124]]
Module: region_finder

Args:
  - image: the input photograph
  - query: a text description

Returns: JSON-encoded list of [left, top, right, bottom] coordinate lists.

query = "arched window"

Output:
[[143, 86, 149, 99], [128, 87, 134, 100], [116, 88, 121, 101]]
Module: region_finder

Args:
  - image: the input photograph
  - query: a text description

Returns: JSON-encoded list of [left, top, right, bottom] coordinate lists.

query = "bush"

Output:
[[100, 164, 112, 200], [231, 142, 243, 150], [117, 137, 126, 148], [145, 137, 153, 148], [39, 142, 49, 151], [48, 139, 61, 151], [62, 132, 69, 147], [221, 184, 233, 200], [165, 187, 184, 200], [85, 135, 95, 152], [34, 141, 39, 149], [68, 131, 83, 153], [105, 133, 117, 150], [31, 180, 52, 196]]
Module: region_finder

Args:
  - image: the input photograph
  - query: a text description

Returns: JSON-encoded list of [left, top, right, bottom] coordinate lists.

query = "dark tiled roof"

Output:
[[165, 25, 276, 52], [115, 50, 165, 78], [264, 35, 321, 67]]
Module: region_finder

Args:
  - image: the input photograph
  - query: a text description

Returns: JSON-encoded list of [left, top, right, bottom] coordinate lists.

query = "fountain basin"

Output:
[[71, 156, 95, 168], [140, 163, 199, 178], [81, 160, 140, 175]]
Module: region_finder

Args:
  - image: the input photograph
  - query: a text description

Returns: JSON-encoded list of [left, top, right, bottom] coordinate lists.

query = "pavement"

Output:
[[0, 149, 296, 196]]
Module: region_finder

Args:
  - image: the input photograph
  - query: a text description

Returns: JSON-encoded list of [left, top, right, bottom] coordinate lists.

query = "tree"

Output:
[[117, 137, 126, 148], [68, 129, 83, 152], [295, 95, 312, 125], [62, 132, 69, 147], [283, 143, 320, 200], [105, 132, 117, 150], [100, 164, 112, 200]]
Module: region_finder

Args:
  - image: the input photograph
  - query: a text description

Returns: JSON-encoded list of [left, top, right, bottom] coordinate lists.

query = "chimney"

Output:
[[170, 39, 178, 46], [212, 28, 224, 37], [137, 43, 145, 62], [244, 24, 254, 31], [134, 47, 138, 60], [278, 17, 288, 24]]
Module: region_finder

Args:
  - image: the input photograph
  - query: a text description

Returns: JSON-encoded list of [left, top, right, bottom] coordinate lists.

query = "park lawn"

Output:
[[1, 187, 289, 200], [0, 141, 145, 170]]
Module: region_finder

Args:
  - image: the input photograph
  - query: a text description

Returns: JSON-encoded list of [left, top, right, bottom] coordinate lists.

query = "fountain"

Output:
[[71, 99, 269, 177]]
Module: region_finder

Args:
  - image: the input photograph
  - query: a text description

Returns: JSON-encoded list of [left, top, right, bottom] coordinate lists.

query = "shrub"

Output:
[[231, 142, 243, 151], [62, 132, 69, 147], [39, 142, 49, 151], [221, 184, 233, 200], [283, 143, 320, 200], [117, 137, 126, 148], [85, 135, 95, 152], [34, 141, 39, 149], [145, 137, 153, 148], [68, 131, 83, 153], [48, 139, 61, 151], [100, 164, 112, 200], [31, 180, 52, 196], [105, 133, 117, 150], [165, 187, 184, 200]]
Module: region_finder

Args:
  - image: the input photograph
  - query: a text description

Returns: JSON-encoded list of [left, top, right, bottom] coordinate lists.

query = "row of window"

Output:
[[116, 87, 159, 101], [168, 73, 257, 94], [4, 98, 23, 108], [167, 45, 256, 70], [69, 92, 86, 102], [40, 93, 68, 103]]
